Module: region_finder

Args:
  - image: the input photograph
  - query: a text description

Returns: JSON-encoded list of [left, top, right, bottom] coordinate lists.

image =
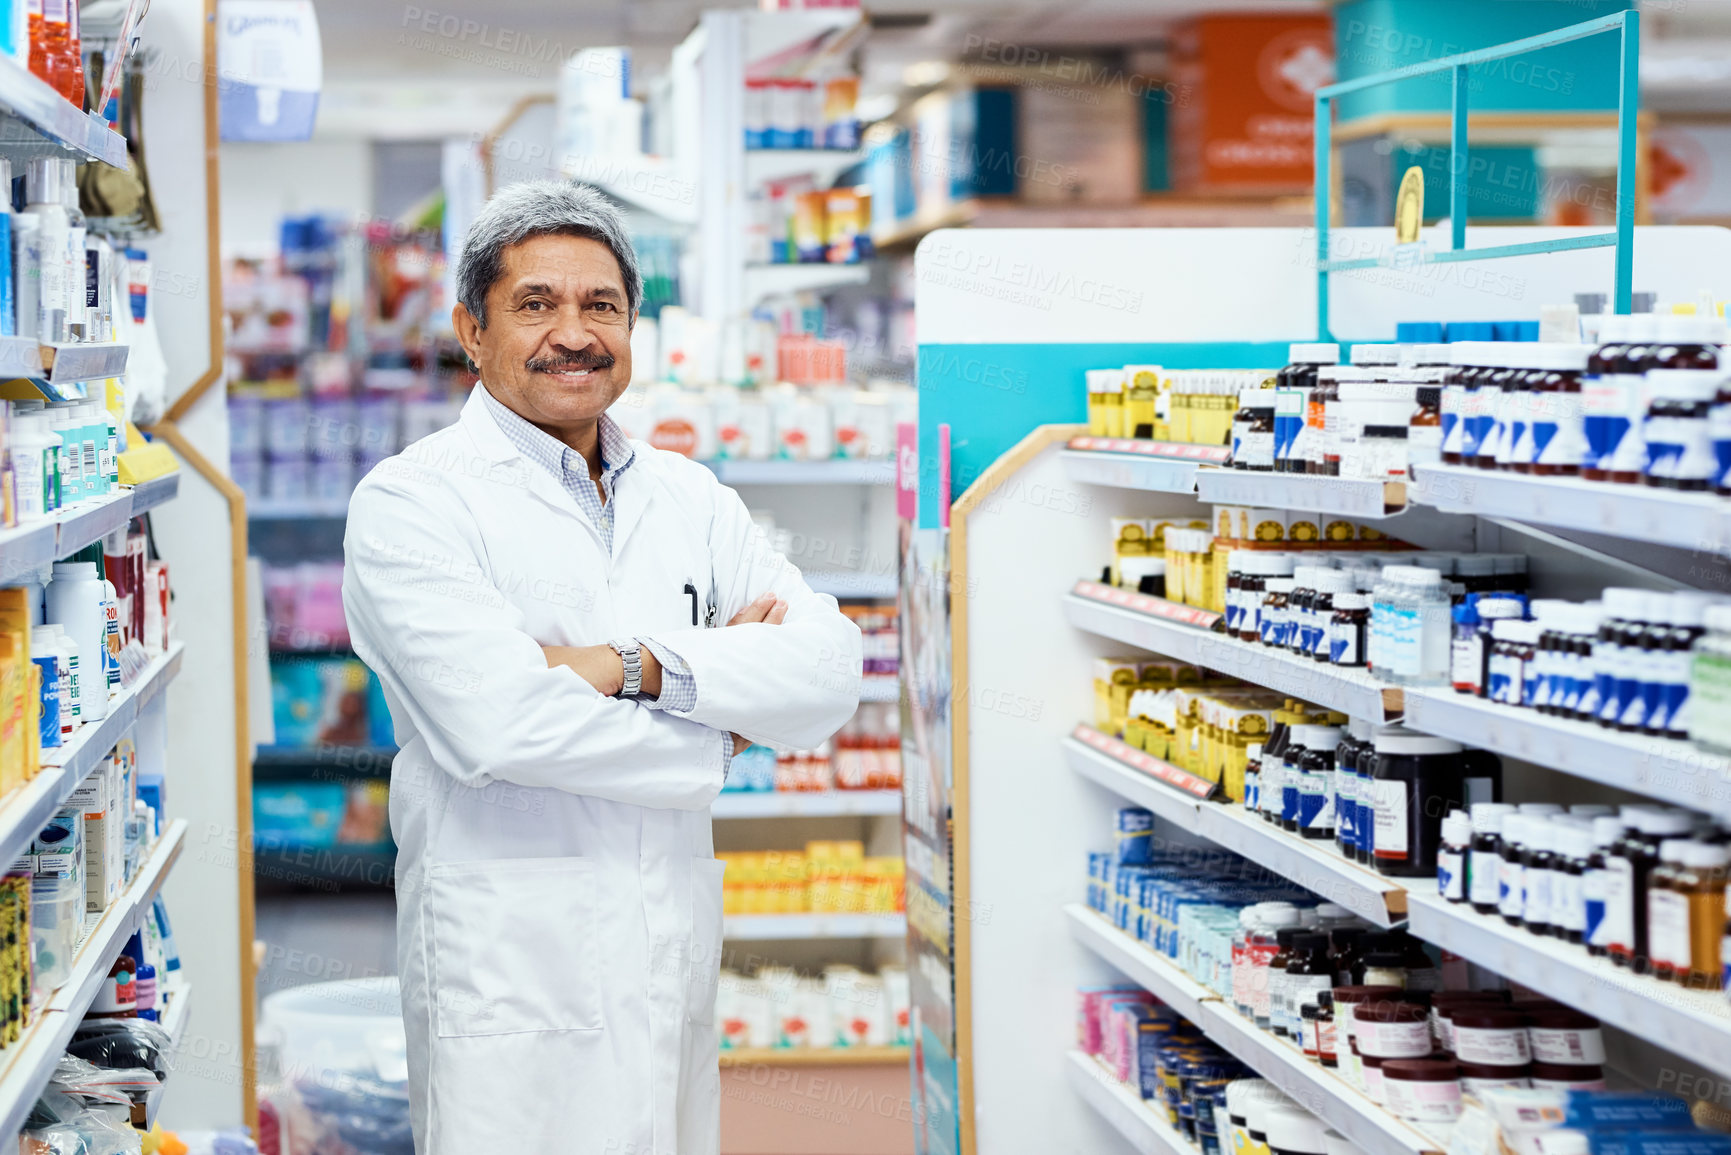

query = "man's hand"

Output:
[[729, 593, 788, 627], [542, 644, 663, 699], [719, 594, 785, 755]]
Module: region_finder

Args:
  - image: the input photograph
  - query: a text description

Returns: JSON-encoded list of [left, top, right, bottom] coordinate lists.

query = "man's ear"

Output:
[[452, 303, 483, 370]]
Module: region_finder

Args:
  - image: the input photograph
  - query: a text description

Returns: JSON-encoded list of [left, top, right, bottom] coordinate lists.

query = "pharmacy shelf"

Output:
[[712, 790, 902, 819], [0, 54, 130, 167], [126, 472, 181, 517], [1196, 803, 1408, 927], [1064, 581, 1402, 721], [744, 263, 871, 302], [246, 497, 352, 521], [559, 154, 698, 225], [0, 487, 151, 584], [145, 980, 193, 1129], [860, 677, 900, 702], [40, 342, 130, 386], [719, 1045, 908, 1068], [722, 913, 906, 940], [1063, 731, 1207, 828], [804, 570, 898, 599], [1066, 1050, 1197, 1155], [1059, 448, 1204, 495], [1401, 686, 1731, 820], [1195, 470, 1403, 521], [1196, 995, 1443, 1155], [0, 642, 185, 870], [1409, 462, 1728, 552], [1068, 908, 1443, 1155], [0, 820, 188, 1139], [1063, 904, 1213, 1023], [706, 459, 894, 486], [743, 147, 867, 186], [1063, 728, 1408, 927], [1406, 888, 1731, 1084]]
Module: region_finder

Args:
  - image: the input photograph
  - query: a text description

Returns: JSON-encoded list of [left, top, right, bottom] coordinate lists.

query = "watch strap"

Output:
[[609, 638, 643, 698]]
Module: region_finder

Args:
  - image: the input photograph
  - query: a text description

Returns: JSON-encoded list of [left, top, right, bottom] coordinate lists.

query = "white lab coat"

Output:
[[341, 389, 862, 1155]]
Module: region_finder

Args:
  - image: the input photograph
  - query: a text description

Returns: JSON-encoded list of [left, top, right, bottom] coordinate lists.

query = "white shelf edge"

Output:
[[744, 263, 871, 302], [0, 485, 152, 583], [5, 642, 185, 868], [1064, 904, 1213, 1023], [1406, 888, 1731, 1083], [711, 790, 902, 819], [1062, 736, 1203, 829], [1194, 469, 1403, 521], [1065, 1049, 1196, 1155], [1402, 686, 1731, 820], [0, 54, 130, 168], [705, 459, 895, 486], [1063, 592, 1401, 722], [722, 912, 906, 940], [1195, 805, 1408, 929], [0, 820, 188, 1138], [1409, 462, 1728, 552], [1059, 449, 1201, 495]]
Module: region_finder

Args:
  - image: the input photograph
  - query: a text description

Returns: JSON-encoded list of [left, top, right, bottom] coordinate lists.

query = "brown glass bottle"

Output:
[[1531, 356, 1585, 478], [1582, 326, 1629, 483], [1608, 325, 1658, 485], [1265, 927, 1303, 1036]]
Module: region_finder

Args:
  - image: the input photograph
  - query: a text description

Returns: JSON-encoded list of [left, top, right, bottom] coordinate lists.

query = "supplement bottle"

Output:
[[1295, 726, 1341, 841], [1653, 592, 1710, 739], [1352, 733, 1380, 865], [1528, 344, 1589, 476], [1551, 823, 1590, 944], [1440, 344, 1475, 465], [1311, 573, 1351, 663], [1485, 619, 1534, 707], [1608, 314, 1661, 484], [1243, 394, 1276, 472], [1585, 589, 1643, 728], [1265, 927, 1304, 1037], [1468, 803, 1515, 915], [1329, 926, 1366, 985], [1714, 369, 1731, 496], [1607, 808, 1693, 972], [1276, 344, 1339, 474], [1371, 729, 1465, 878], [1409, 386, 1443, 470], [1642, 369, 1718, 490], [1474, 354, 1515, 470], [1674, 841, 1725, 989], [1282, 933, 1334, 1042], [1330, 593, 1369, 668], [1249, 906, 1301, 1029], [1438, 809, 1469, 903], [1690, 605, 1731, 754], [1261, 579, 1294, 650], [1521, 818, 1557, 937], [1645, 839, 1692, 984], [1492, 345, 1531, 470], [1497, 814, 1529, 926], [1314, 991, 1338, 1068], [1583, 815, 1625, 957], [1582, 315, 1633, 480]]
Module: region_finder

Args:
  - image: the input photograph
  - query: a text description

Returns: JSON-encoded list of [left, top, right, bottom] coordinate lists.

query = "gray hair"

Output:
[[455, 180, 642, 328]]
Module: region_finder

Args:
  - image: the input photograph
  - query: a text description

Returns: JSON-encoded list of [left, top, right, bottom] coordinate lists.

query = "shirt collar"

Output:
[[478, 384, 636, 485]]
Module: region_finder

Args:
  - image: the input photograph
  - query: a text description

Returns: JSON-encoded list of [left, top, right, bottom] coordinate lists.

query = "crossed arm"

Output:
[[541, 593, 790, 755]]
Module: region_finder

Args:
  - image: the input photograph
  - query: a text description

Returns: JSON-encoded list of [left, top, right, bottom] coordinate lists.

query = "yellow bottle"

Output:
[[1086, 369, 1126, 437]]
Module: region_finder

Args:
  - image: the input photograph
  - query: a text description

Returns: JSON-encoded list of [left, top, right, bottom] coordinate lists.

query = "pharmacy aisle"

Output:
[[914, 209, 1731, 1155]]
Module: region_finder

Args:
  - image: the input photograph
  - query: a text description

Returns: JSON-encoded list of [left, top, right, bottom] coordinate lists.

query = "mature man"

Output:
[[342, 181, 861, 1154]]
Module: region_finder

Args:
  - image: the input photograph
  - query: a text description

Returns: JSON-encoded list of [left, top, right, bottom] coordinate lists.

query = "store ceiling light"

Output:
[[901, 60, 950, 88]]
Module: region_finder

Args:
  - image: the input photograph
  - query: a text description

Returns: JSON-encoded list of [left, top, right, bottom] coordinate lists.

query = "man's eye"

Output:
[[522, 300, 547, 311], [592, 301, 618, 313]]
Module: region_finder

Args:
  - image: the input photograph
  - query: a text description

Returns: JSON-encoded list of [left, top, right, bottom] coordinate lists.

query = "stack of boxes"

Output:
[[718, 841, 906, 917]]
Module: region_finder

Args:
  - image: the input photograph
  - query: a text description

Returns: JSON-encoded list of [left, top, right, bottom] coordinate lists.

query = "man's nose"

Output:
[[547, 306, 599, 353]]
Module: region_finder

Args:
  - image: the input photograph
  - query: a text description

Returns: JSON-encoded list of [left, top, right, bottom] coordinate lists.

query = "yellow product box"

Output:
[[1086, 369, 1126, 437], [1212, 505, 1247, 540], [1094, 658, 1141, 733], [1110, 518, 1152, 588], [1171, 687, 1206, 777], [1123, 365, 1163, 440]]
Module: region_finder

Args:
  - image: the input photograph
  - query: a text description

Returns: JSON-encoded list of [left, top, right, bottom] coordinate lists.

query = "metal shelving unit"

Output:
[[1065, 1049, 1197, 1155], [0, 821, 187, 1139]]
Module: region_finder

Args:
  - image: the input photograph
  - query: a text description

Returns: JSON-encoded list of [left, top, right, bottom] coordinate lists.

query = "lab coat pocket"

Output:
[[428, 856, 602, 1038], [687, 858, 727, 1026]]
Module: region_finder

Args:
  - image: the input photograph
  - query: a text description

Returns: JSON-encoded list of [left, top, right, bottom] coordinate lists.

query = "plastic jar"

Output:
[[44, 560, 109, 722], [1529, 1061, 1606, 1091], [1430, 991, 1510, 1055], [1266, 1102, 1330, 1155], [1449, 1008, 1532, 1066], [1353, 1001, 1433, 1061], [1457, 1060, 1531, 1094], [1642, 369, 1719, 490], [1526, 1008, 1605, 1066], [1331, 986, 1404, 1090], [1381, 1059, 1463, 1124], [1370, 729, 1465, 878], [1689, 605, 1731, 754]]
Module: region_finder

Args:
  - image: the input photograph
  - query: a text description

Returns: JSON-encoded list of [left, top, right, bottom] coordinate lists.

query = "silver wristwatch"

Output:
[[608, 638, 643, 698]]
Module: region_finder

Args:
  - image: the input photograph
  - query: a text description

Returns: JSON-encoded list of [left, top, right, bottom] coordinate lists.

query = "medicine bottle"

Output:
[[1690, 605, 1731, 754], [1474, 355, 1516, 470], [1646, 839, 1693, 984], [1282, 933, 1334, 1041], [1551, 824, 1590, 944], [1244, 395, 1276, 472], [1370, 729, 1465, 878], [1643, 369, 1718, 490], [1408, 385, 1443, 469], [1276, 344, 1339, 474], [1329, 925, 1366, 986], [1491, 346, 1530, 470], [1665, 840, 1725, 989], [1529, 344, 1589, 476], [1249, 907, 1300, 1029], [1295, 729, 1340, 841], [1485, 619, 1533, 707], [1583, 815, 1625, 957], [1496, 813, 1529, 926], [1437, 809, 1470, 903], [1329, 594, 1369, 668], [1610, 315, 1662, 485], [1261, 579, 1294, 649], [1713, 374, 1731, 496], [1520, 818, 1557, 937], [1264, 927, 1303, 1036], [1086, 370, 1125, 437], [1608, 808, 1693, 972], [1653, 592, 1710, 740], [1314, 991, 1338, 1068], [1224, 550, 1248, 636]]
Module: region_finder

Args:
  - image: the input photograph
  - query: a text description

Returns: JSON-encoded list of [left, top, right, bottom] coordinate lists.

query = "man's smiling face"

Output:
[[454, 232, 634, 437]]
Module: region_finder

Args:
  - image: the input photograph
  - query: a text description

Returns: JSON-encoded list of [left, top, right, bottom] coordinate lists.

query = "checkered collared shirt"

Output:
[[480, 385, 698, 714]]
